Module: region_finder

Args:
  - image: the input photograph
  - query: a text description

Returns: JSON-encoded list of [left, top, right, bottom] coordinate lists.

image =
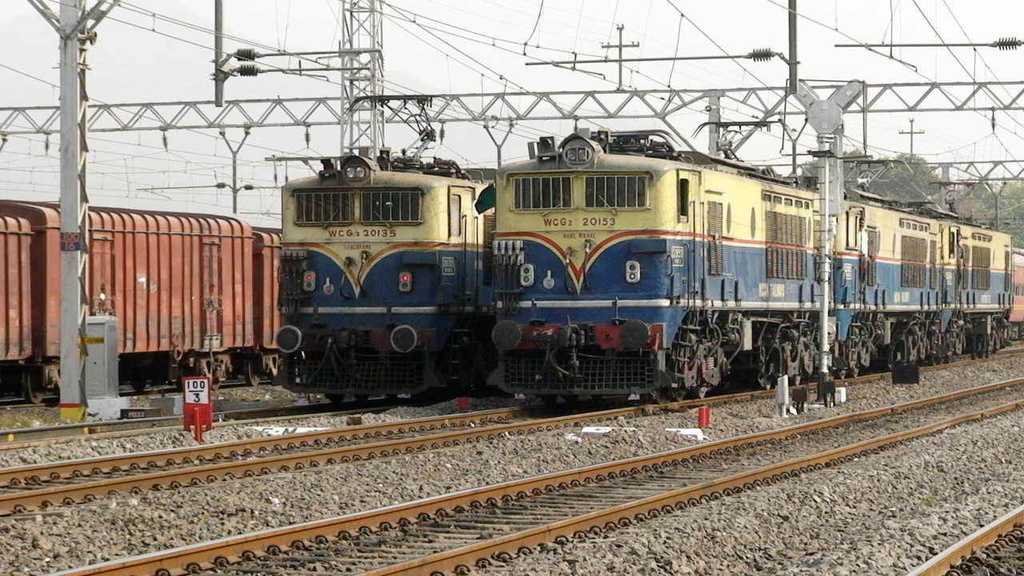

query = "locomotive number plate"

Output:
[[441, 256, 456, 276]]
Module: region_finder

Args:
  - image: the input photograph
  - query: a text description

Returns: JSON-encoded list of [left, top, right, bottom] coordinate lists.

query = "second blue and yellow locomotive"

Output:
[[487, 130, 1012, 400], [275, 153, 493, 401]]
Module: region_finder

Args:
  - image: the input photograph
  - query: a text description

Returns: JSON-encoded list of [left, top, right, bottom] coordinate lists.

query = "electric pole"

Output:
[[27, 0, 119, 422], [899, 118, 925, 157], [220, 127, 251, 214], [787, 0, 798, 95], [601, 25, 640, 90]]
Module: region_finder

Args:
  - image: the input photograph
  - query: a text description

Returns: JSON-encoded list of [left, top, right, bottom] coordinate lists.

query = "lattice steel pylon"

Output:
[[340, 0, 384, 155]]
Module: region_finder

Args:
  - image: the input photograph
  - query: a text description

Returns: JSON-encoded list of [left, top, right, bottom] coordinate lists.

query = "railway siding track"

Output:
[[1, 369, 1022, 517], [908, 503, 1024, 576], [0, 407, 524, 512], [3, 348, 1020, 449], [0, 383, 833, 515], [48, 379, 1024, 576]]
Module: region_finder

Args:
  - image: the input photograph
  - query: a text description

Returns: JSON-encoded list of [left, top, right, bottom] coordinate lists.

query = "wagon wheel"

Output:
[[243, 360, 261, 387], [22, 370, 46, 405]]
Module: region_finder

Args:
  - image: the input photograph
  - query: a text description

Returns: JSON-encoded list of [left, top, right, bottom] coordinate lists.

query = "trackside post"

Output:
[[182, 376, 213, 442]]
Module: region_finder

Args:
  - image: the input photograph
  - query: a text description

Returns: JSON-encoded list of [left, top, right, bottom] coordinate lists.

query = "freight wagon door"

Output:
[[90, 232, 115, 317], [201, 239, 223, 352]]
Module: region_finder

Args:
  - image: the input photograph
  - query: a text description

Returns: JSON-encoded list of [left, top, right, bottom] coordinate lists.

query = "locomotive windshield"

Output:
[[511, 173, 651, 211], [292, 187, 422, 226]]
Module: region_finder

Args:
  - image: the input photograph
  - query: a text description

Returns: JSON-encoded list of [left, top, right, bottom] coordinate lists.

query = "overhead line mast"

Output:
[[25, 0, 119, 422]]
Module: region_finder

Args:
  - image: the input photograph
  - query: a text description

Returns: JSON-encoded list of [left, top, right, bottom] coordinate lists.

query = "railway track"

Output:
[[4, 346, 1021, 449], [0, 390, 774, 515], [0, 401, 344, 447], [2, 351, 1022, 516], [908, 503, 1024, 576], [44, 377, 1024, 576]]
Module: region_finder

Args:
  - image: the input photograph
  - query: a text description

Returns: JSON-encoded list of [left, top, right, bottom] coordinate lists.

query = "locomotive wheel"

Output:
[[757, 348, 783, 390], [888, 337, 910, 370]]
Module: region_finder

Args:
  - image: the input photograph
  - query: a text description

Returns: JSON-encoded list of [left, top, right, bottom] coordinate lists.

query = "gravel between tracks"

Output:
[[0, 396, 520, 469], [1, 358, 1023, 575], [475, 405, 1024, 576]]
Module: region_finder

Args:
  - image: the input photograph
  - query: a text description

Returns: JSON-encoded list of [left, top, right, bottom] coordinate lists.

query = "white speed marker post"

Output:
[[182, 376, 214, 442]]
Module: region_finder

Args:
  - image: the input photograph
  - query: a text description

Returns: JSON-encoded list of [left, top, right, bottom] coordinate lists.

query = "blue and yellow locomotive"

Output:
[[275, 153, 493, 401], [488, 130, 1012, 400]]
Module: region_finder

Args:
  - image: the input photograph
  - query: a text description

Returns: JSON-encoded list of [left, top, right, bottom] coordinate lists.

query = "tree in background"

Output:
[[801, 151, 941, 203], [956, 182, 1024, 247]]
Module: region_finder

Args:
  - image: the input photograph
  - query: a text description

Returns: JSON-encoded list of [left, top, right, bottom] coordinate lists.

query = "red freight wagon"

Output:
[[0, 201, 278, 401], [0, 215, 33, 365], [1010, 250, 1024, 335], [252, 229, 282, 381]]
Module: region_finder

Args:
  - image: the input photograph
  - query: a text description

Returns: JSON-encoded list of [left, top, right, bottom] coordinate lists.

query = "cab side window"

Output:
[[678, 179, 690, 219], [449, 194, 462, 237]]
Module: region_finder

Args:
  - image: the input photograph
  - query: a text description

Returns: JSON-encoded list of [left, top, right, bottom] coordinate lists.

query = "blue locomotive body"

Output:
[[488, 131, 1011, 400], [276, 155, 493, 400]]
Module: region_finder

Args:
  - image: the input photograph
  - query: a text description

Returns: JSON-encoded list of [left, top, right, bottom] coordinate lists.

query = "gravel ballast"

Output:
[[1, 358, 1023, 574], [4, 356, 1024, 470], [476, 409, 1024, 576], [0, 396, 520, 469]]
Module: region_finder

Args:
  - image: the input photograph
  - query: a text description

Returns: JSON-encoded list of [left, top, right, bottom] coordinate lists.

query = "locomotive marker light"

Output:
[[182, 376, 214, 443], [519, 263, 535, 287], [398, 270, 413, 293], [625, 260, 641, 284], [302, 270, 317, 292]]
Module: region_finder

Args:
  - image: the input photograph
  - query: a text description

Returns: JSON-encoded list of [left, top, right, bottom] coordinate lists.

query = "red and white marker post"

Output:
[[182, 376, 214, 442]]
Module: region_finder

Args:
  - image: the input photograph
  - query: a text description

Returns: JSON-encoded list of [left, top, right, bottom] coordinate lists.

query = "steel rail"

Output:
[[0, 407, 522, 487], [0, 395, 754, 515], [907, 502, 1024, 576], [0, 401, 343, 445], [368, 401, 1024, 576], [1, 353, 1020, 515], [48, 378, 1024, 576], [3, 348, 1019, 449]]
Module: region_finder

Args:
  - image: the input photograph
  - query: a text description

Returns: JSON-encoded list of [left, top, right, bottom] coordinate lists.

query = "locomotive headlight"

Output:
[[625, 260, 641, 284], [562, 140, 595, 167], [344, 165, 367, 180], [519, 263, 535, 287], [398, 270, 413, 293], [302, 270, 317, 292]]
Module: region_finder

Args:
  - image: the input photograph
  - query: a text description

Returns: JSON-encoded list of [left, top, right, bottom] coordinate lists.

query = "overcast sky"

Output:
[[1, 0, 1022, 226]]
